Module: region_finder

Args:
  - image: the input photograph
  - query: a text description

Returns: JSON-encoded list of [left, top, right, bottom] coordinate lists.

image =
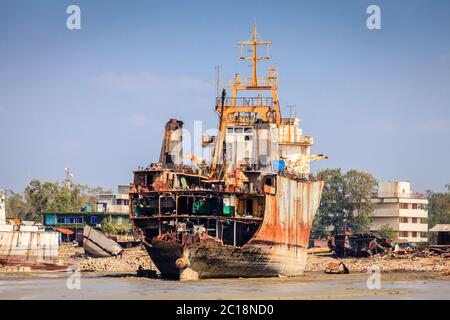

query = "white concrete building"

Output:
[[370, 181, 428, 243], [278, 117, 313, 161], [96, 185, 130, 214]]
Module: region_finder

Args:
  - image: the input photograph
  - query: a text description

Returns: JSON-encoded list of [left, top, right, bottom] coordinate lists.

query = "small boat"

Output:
[[82, 225, 123, 258]]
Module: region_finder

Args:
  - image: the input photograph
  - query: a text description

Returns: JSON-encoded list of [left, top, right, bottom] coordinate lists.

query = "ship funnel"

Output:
[[159, 119, 184, 168]]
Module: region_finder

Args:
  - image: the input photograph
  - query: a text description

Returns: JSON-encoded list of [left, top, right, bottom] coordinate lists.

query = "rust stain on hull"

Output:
[[0, 256, 70, 271]]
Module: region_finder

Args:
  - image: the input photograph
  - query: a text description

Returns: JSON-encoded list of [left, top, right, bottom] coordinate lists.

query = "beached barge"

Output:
[[0, 191, 66, 271], [129, 24, 325, 280]]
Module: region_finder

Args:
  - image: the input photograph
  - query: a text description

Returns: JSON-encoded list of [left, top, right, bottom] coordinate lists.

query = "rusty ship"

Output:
[[129, 24, 326, 280]]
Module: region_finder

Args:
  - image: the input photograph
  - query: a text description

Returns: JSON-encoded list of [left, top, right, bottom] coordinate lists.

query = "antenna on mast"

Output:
[[238, 21, 272, 86], [287, 105, 297, 118], [215, 65, 222, 97], [64, 167, 74, 189]]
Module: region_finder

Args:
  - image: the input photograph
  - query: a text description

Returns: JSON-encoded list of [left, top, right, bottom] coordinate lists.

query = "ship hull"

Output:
[[82, 225, 124, 258], [0, 230, 69, 271], [142, 177, 323, 280]]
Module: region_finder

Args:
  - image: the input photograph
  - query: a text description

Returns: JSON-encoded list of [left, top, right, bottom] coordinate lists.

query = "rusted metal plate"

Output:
[[248, 177, 324, 276], [0, 256, 70, 271], [252, 177, 323, 247]]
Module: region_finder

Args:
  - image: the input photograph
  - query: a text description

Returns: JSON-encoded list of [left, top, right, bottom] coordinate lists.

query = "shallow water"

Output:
[[0, 272, 449, 300]]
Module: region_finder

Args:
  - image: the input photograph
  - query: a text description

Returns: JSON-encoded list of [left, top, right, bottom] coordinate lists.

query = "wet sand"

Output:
[[0, 272, 448, 300]]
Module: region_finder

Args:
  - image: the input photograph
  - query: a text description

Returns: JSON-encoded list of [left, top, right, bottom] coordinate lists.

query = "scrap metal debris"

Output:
[[332, 232, 391, 258], [83, 225, 124, 258], [325, 261, 349, 274]]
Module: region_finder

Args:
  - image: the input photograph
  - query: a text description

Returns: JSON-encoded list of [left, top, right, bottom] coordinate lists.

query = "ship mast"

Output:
[[210, 23, 281, 177], [238, 21, 272, 87]]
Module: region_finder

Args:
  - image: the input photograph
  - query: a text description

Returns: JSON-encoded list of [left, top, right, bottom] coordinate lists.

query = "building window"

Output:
[[74, 217, 83, 224], [399, 203, 408, 209], [90, 216, 98, 225], [399, 231, 409, 237], [412, 231, 417, 238], [244, 128, 253, 134], [412, 217, 417, 223], [234, 127, 243, 133], [400, 217, 408, 223], [117, 199, 129, 206], [227, 128, 233, 134], [412, 203, 418, 210]]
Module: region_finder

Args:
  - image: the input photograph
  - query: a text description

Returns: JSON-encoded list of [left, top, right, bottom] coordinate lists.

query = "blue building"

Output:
[[43, 212, 131, 242]]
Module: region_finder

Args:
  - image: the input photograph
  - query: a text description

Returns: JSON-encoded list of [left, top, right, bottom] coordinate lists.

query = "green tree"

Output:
[[426, 191, 450, 227], [378, 224, 397, 240], [115, 224, 131, 235], [426, 190, 450, 242], [5, 190, 32, 220], [345, 170, 376, 217], [310, 211, 328, 239], [312, 168, 376, 237], [348, 212, 372, 234], [76, 185, 110, 210], [47, 184, 72, 212], [24, 180, 52, 221], [22, 179, 109, 221], [100, 223, 117, 235]]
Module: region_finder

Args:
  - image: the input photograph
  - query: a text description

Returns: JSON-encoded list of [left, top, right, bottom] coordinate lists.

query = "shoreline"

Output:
[[0, 271, 448, 300], [2, 244, 449, 277]]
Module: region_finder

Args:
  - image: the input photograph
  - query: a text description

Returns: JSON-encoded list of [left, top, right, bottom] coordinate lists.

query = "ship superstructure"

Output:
[[129, 24, 325, 280]]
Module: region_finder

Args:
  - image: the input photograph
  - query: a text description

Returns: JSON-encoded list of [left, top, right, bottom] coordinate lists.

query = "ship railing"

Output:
[[228, 76, 276, 87], [279, 135, 314, 145], [216, 97, 273, 108]]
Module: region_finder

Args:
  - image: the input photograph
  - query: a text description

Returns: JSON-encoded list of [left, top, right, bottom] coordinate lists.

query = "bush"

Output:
[[416, 241, 429, 250], [378, 224, 397, 240], [100, 223, 117, 235]]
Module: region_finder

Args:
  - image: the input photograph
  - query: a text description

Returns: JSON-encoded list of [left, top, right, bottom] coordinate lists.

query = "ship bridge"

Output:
[[212, 22, 281, 174]]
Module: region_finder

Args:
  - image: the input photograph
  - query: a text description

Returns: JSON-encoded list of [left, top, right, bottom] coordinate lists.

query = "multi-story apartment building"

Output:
[[96, 185, 130, 214], [370, 181, 428, 243]]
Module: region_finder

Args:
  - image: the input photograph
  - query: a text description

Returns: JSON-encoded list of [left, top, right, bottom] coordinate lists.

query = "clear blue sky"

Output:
[[0, 0, 449, 193]]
